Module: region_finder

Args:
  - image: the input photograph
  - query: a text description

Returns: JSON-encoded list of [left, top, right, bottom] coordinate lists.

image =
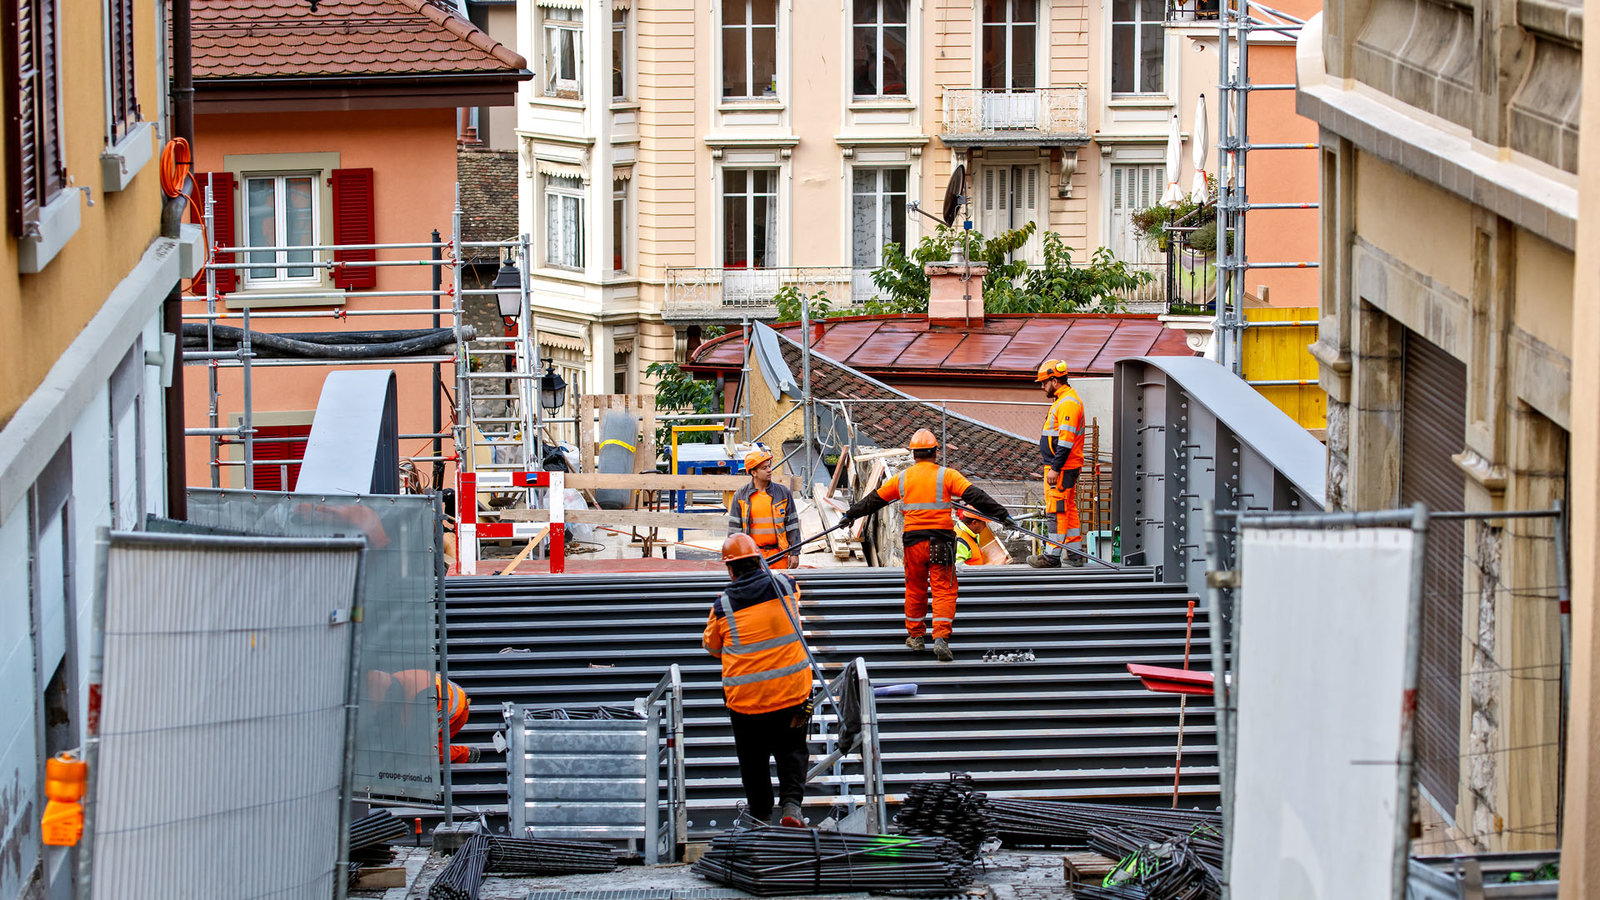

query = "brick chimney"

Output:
[[924, 261, 986, 325]]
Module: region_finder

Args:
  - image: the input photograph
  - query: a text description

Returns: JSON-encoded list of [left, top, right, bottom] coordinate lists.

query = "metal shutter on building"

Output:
[[1399, 331, 1467, 815]]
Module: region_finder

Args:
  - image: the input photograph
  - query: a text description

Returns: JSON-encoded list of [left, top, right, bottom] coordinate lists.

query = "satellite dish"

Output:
[[941, 165, 966, 227]]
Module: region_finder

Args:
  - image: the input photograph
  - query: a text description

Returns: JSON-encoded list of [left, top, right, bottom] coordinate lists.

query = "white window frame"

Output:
[[544, 175, 585, 270], [611, 178, 628, 274], [981, 0, 1037, 91], [721, 167, 779, 269], [240, 172, 322, 289], [850, 165, 908, 268], [612, 9, 629, 101], [543, 7, 584, 98], [1107, 160, 1167, 264], [852, 0, 908, 99], [1111, 0, 1166, 95], [721, 0, 780, 100]]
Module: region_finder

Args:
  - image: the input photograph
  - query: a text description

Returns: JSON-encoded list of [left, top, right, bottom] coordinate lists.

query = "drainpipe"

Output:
[[163, 0, 195, 518]]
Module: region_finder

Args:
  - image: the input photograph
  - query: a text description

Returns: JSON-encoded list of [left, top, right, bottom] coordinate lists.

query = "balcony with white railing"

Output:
[[663, 267, 884, 323], [939, 87, 1091, 147]]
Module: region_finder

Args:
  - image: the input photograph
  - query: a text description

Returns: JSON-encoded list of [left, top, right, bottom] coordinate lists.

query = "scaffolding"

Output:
[[1213, 0, 1318, 373], [181, 186, 538, 522]]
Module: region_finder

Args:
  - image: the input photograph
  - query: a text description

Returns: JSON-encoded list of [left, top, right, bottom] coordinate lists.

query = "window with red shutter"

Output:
[[246, 424, 312, 491], [191, 172, 237, 293], [331, 168, 376, 290], [7, 0, 65, 235]]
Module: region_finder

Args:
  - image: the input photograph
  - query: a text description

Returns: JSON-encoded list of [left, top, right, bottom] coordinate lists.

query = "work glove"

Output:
[[838, 512, 854, 526]]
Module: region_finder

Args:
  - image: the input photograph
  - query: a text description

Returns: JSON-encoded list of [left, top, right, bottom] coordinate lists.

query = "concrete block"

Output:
[[431, 821, 482, 853]]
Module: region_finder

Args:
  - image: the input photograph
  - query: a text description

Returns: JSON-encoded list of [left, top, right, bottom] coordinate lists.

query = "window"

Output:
[[722, 0, 777, 99], [243, 174, 318, 286], [979, 165, 1041, 260], [613, 346, 631, 394], [545, 175, 584, 269], [852, 0, 906, 98], [1109, 162, 1165, 264], [8, 0, 64, 234], [981, 0, 1035, 91], [612, 10, 628, 100], [107, 0, 137, 142], [851, 167, 907, 268], [1112, 0, 1165, 94], [722, 168, 777, 268], [612, 178, 627, 273], [543, 7, 583, 98]]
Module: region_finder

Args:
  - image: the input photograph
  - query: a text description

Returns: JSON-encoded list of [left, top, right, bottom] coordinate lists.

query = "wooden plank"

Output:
[[1063, 852, 1118, 886], [562, 473, 755, 491], [497, 527, 550, 575], [353, 867, 407, 889], [502, 508, 729, 529], [639, 398, 658, 474], [578, 394, 597, 473]]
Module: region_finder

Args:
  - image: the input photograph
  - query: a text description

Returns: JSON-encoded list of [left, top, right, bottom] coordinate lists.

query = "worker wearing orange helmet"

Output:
[[703, 533, 813, 827], [369, 670, 480, 764], [1031, 359, 1086, 567], [728, 448, 801, 569], [840, 429, 1015, 661]]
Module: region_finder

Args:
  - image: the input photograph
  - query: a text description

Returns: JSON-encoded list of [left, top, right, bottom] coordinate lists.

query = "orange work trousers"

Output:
[[903, 539, 958, 640], [762, 549, 791, 571], [1046, 483, 1082, 552]]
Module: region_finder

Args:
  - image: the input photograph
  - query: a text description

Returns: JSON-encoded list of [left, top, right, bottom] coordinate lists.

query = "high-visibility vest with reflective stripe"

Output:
[[956, 520, 984, 565], [1042, 384, 1086, 471], [728, 484, 794, 552], [702, 577, 812, 715], [391, 670, 470, 734], [877, 460, 973, 532]]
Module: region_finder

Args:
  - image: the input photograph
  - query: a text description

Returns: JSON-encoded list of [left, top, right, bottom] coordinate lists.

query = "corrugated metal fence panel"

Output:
[[1400, 332, 1468, 815], [519, 719, 651, 837], [91, 533, 363, 900], [187, 490, 443, 800]]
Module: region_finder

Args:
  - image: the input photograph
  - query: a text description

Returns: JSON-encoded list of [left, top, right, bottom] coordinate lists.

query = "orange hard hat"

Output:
[[744, 449, 773, 471], [722, 533, 762, 563], [909, 429, 939, 450], [1035, 359, 1070, 383]]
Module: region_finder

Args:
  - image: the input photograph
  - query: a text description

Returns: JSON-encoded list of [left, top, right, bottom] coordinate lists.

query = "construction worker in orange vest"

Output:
[[703, 533, 813, 827], [1030, 359, 1086, 568], [728, 448, 801, 569], [371, 670, 480, 764], [840, 429, 1015, 662]]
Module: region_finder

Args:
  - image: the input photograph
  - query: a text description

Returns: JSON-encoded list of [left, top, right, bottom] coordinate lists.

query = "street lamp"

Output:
[[492, 259, 522, 318], [539, 360, 568, 411]]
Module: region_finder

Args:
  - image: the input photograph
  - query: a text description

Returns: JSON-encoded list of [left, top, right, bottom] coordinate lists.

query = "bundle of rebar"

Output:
[[692, 825, 974, 896], [349, 810, 410, 853], [526, 705, 643, 720], [984, 799, 1219, 850], [428, 834, 490, 900], [484, 835, 617, 874], [892, 774, 996, 861]]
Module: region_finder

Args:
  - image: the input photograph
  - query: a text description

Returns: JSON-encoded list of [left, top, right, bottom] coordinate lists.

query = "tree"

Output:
[[645, 361, 719, 450], [868, 224, 1150, 315]]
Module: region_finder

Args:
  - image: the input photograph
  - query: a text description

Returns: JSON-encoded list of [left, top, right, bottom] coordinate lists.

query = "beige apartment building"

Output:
[[1298, 0, 1577, 857], [513, 0, 1319, 395]]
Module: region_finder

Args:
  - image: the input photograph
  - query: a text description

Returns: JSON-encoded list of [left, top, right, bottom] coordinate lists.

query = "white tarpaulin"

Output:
[[1230, 525, 1417, 900]]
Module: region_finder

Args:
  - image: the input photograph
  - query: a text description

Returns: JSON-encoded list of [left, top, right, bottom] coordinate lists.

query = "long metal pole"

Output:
[[432, 229, 444, 490], [800, 293, 814, 499], [521, 233, 538, 472], [1201, 503, 1233, 899], [241, 299, 254, 489], [205, 183, 220, 488], [1232, 9, 1252, 376], [1392, 504, 1429, 900], [433, 492, 454, 825], [740, 317, 752, 442], [451, 186, 469, 507]]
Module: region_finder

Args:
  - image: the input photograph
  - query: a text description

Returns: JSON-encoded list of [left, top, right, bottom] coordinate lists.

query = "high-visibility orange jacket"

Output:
[[702, 569, 813, 715], [391, 670, 471, 762], [1041, 383, 1086, 484], [844, 459, 1013, 546], [728, 481, 800, 552]]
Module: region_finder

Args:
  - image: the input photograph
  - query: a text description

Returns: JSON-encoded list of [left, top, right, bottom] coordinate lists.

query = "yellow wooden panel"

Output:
[[1241, 307, 1327, 430]]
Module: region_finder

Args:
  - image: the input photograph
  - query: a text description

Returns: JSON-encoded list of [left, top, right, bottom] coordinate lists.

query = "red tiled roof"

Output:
[[688, 314, 1195, 379], [192, 0, 527, 80]]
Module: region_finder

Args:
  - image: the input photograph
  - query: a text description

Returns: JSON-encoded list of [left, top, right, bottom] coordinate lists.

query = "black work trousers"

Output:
[[727, 701, 811, 821]]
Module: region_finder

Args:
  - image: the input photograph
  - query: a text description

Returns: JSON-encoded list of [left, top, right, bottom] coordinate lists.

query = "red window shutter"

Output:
[[246, 424, 311, 491], [331, 167, 376, 290], [191, 171, 237, 294]]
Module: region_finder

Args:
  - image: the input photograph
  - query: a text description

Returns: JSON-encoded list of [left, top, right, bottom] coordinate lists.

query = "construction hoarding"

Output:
[[187, 490, 444, 800]]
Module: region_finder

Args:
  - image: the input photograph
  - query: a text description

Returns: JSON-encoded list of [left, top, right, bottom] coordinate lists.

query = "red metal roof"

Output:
[[192, 0, 527, 80], [687, 314, 1195, 379]]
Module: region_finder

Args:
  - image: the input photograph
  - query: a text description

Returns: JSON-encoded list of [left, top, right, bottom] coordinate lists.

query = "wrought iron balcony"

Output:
[[939, 87, 1090, 147], [663, 266, 882, 323]]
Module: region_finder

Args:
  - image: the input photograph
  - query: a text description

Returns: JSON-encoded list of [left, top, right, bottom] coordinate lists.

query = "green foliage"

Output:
[[773, 285, 836, 323], [645, 361, 719, 449], [867, 223, 1151, 315], [1129, 177, 1220, 252]]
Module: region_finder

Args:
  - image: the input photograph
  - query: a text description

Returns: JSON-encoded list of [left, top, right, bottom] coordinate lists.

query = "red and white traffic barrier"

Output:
[[455, 470, 565, 575]]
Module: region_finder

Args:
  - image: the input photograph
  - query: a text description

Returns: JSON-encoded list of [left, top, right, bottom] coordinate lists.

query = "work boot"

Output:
[[778, 802, 804, 828], [465, 746, 481, 764], [1065, 553, 1086, 568], [1027, 553, 1061, 569], [905, 635, 925, 652], [933, 638, 955, 663]]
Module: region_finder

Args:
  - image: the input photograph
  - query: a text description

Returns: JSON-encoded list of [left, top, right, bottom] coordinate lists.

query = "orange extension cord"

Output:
[[159, 138, 211, 275]]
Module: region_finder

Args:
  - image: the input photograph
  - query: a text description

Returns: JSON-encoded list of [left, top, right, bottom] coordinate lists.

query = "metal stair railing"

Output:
[[804, 657, 886, 833], [503, 663, 684, 864]]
